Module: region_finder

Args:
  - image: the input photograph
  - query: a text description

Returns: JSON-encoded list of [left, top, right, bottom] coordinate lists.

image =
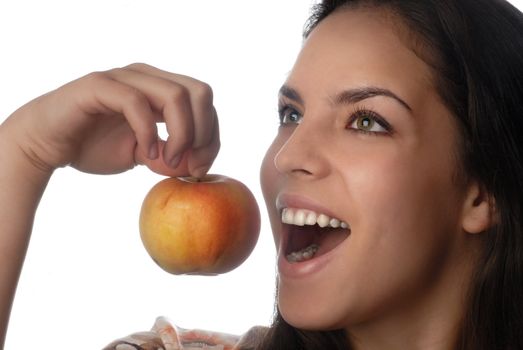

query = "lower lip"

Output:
[[277, 242, 342, 279]]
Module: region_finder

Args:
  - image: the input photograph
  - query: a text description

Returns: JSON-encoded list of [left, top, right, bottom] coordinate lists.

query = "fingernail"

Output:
[[169, 154, 182, 168], [192, 165, 210, 179], [148, 144, 158, 160]]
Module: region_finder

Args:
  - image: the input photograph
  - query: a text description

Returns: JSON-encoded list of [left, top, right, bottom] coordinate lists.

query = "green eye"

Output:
[[347, 109, 390, 134], [356, 116, 375, 131]]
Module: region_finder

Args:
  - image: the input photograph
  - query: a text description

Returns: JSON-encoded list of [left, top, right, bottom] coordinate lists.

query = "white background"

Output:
[[1, 1, 522, 348]]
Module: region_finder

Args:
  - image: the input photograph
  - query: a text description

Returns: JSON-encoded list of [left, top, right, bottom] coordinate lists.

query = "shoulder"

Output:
[[102, 316, 269, 350]]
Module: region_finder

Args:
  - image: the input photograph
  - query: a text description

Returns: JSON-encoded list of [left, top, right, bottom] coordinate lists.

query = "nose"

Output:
[[273, 122, 330, 179]]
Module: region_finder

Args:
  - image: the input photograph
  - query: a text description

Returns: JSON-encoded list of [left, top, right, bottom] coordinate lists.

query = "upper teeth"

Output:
[[281, 208, 349, 229]]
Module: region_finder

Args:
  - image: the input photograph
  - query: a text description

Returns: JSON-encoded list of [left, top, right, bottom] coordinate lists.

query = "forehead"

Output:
[[286, 7, 435, 107]]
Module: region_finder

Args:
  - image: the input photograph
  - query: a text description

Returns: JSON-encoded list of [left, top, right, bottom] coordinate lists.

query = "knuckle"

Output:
[[193, 82, 214, 105], [84, 71, 108, 84], [125, 62, 150, 71], [168, 85, 190, 104], [104, 67, 130, 78]]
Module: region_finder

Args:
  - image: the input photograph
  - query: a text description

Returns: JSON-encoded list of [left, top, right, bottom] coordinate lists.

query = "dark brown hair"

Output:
[[258, 0, 523, 349]]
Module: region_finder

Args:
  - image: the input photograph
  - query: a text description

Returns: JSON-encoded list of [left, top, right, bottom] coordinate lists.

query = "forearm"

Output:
[[0, 64, 218, 348], [0, 118, 52, 348]]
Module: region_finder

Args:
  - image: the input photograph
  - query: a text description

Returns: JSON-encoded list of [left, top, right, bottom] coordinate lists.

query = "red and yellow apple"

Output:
[[139, 175, 260, 275]]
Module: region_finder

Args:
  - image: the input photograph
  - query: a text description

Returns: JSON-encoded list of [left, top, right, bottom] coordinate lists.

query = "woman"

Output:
[[259, 1, 523, 349], [1, 0, 522, 349]]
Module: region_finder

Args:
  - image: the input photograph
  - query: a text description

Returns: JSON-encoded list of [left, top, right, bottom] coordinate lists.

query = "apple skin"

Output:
[[139, 174, 261, 275]]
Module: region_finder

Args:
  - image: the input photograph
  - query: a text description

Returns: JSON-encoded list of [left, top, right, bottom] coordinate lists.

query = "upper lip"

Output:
[[276, 193, 345, 222]]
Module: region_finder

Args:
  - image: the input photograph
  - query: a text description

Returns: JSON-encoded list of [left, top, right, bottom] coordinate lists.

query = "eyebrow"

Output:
[[278, 84, 412, 112]]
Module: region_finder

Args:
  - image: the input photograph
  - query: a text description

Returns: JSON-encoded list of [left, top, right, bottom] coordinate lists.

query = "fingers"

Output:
[[107, 68, 195, 166], [104, 64, 218, 170], [125, 63, 216, 150], [78, 72, 160, 160], [135, 109, 220, 178], [187, 107, 220, 178]]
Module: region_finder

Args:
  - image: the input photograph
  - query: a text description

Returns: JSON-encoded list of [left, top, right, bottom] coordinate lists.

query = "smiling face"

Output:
[[260, 7, 480, 335]]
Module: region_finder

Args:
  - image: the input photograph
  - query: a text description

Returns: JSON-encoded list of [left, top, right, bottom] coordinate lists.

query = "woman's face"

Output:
[[260, 8, 474, 331]]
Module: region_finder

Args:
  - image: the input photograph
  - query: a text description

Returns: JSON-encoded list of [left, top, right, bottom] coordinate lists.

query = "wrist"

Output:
[[0, 118, 54, 187]]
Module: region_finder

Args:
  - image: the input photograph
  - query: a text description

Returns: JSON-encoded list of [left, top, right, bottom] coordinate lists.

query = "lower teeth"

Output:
[[286, 244, 319, 263]]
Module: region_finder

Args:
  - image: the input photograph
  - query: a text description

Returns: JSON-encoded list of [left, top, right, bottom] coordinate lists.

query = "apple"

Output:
[[139, 174, 261, 275]]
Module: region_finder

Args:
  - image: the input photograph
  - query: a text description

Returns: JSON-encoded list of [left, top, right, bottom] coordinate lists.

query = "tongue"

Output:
[[287, 225, 350, 257], [287, 225, 317, 253]]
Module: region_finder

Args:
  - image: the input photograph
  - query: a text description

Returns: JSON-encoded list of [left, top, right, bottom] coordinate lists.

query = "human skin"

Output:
[[0, 8, 497, 350], [260, 7, 492, 350], [0, 64, 220, 348]]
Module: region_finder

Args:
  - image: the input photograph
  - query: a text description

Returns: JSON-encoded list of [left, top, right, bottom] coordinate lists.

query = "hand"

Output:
[[3, 63, 220, 177]]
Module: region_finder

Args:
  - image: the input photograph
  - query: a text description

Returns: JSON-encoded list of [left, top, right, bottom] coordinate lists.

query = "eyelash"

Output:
[[278, 104, 301, 125], [346, 107, 393, 136], [278, 103, 393, 136]]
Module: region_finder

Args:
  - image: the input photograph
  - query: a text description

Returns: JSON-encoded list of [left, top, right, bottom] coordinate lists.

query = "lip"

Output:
[[277, 228, 350, 279], [275, 192, 349, 279]]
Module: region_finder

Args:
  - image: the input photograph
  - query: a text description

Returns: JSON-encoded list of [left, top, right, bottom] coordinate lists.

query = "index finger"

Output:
[[125, 63, 215, 148]]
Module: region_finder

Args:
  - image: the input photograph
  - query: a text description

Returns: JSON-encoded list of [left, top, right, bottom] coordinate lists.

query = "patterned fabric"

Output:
[[103, 317, 268, 350]]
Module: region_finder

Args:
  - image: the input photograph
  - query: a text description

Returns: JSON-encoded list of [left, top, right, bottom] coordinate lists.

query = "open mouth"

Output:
[[281, 208, 351, 263]]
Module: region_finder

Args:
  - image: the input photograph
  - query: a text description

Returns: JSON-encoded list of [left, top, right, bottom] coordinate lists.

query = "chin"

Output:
[[277, 287, 347, 331]]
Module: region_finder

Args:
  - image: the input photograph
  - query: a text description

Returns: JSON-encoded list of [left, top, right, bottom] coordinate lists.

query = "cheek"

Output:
[[343, 130, 461, 233], [347, 147, 461, 252], [335, 147, 464, 310]]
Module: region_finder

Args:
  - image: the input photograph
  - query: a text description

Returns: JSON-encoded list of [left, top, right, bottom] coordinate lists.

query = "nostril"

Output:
[[291, 168, 313, 176], [274, 151, 312, 176], [274, 145, 326, 178], [274, 141, 323, 177], [273, 123, 329, 178], [273, 139, 308, 174]]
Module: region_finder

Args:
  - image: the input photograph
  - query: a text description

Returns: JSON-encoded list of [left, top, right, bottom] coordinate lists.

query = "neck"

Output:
[[347, 238, 481, 350], [348, 297, 463, 350]]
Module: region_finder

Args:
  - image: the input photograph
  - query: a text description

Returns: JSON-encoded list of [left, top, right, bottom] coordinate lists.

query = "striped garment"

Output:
[[103, 317, 268, 350]]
